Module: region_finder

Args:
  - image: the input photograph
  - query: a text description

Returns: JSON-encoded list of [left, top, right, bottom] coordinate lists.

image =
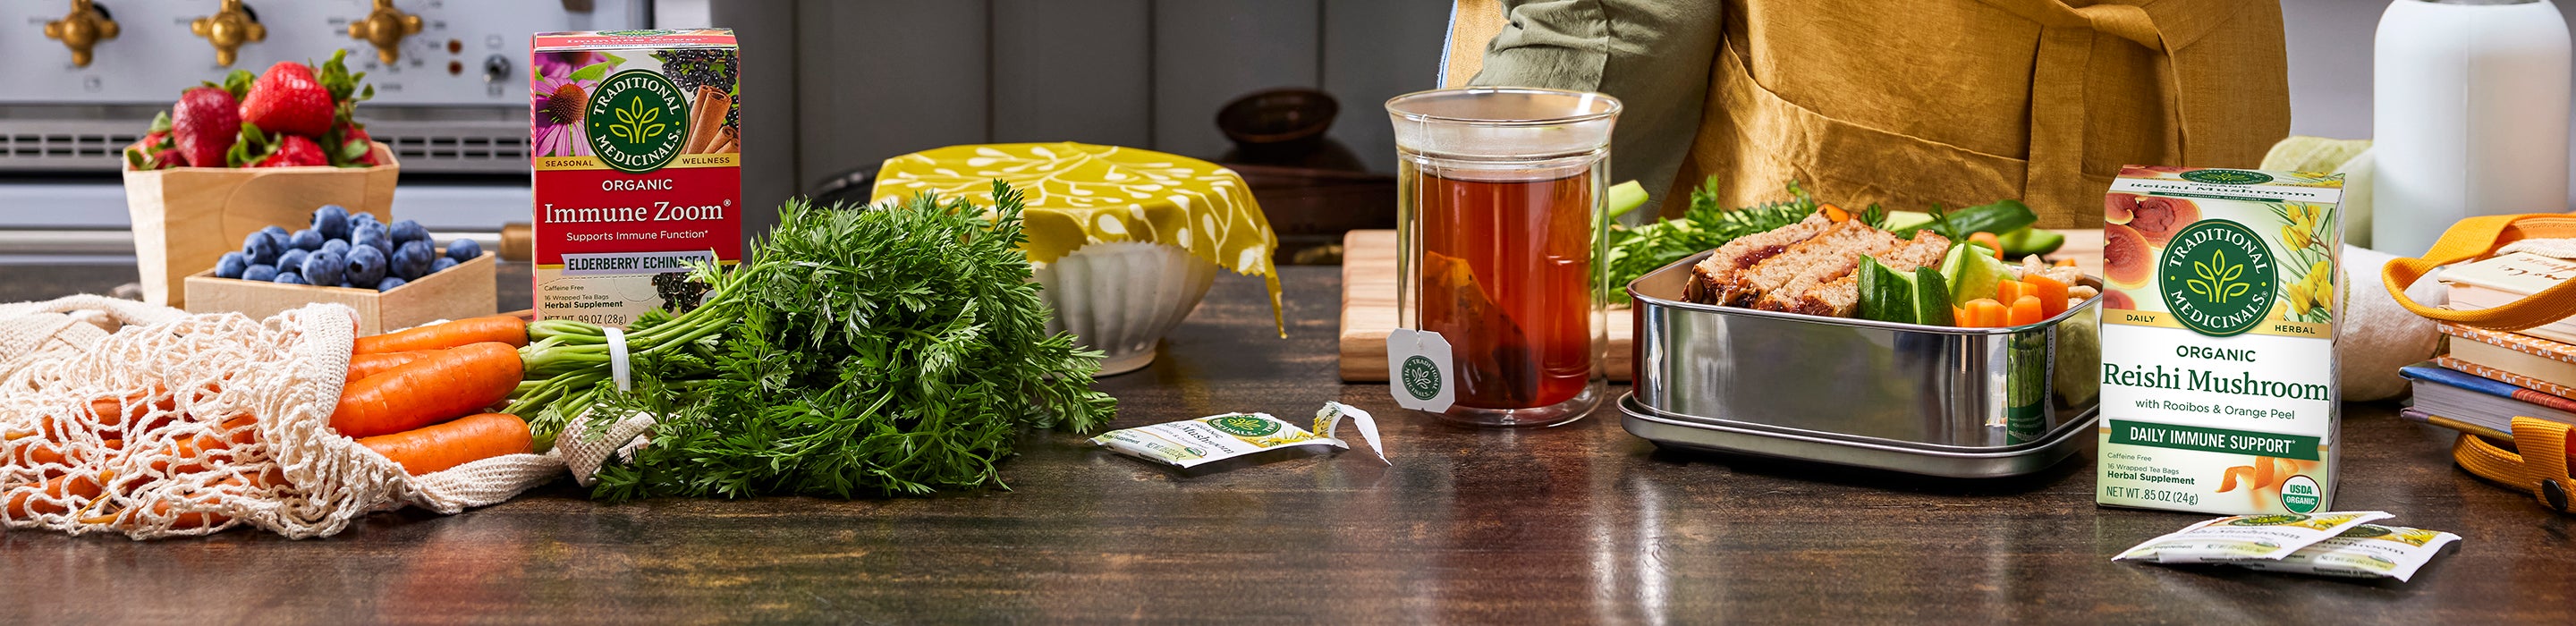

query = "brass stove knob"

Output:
[[43, 0, 121, 68], [347, 0, 423, 64], [189, 0, 267, 67]]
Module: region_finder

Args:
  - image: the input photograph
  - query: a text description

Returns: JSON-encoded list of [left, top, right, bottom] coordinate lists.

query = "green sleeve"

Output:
[[1468, 0, 1722, 218]]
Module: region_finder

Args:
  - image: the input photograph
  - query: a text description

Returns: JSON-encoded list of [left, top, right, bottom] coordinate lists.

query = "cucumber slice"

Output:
[[1914, 266, 1955, 326], [1941, 243, 2010, 306], [1859, 256, 1918, 323]]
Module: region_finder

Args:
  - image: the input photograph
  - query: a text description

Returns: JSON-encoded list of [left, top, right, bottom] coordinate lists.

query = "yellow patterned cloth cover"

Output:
[[870, 142, 1283, 332]]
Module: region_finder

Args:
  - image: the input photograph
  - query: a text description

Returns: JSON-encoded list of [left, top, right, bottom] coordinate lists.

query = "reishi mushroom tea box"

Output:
[[530, 29, 741, 326], [2097, 166, 2344, 515]]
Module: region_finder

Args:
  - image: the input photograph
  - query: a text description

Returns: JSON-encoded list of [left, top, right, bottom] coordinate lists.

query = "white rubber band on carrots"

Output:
[[604, 326, 631, 392]]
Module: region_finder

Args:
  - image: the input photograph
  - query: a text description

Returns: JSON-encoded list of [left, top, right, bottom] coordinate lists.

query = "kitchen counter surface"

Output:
[[2, 264, 2570, 623]]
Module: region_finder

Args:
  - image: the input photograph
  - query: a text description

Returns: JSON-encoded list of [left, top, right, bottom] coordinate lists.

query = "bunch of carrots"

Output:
[[335, 315, 537, 476], [1953, 272, 2075, 329]]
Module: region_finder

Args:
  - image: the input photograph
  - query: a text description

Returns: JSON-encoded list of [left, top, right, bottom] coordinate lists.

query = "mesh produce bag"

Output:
[[1, 297, 562, 539]]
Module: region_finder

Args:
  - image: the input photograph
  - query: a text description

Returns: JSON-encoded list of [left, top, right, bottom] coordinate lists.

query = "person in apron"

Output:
[[1443, 0, 2291, 228]]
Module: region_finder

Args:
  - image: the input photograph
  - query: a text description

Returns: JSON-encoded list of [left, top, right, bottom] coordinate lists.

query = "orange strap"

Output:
[[2452, 417, 2575, 514], [2384, 213, 2576, 330]]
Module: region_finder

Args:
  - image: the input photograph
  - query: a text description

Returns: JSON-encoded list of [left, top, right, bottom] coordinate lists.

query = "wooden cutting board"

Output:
[[1336, 228, 2103, 382]]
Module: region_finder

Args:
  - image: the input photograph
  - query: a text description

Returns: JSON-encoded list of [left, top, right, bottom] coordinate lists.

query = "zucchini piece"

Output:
[[1997, 226, 2066, 256]]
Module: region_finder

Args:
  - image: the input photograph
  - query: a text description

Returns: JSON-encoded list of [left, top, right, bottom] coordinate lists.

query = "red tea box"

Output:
[[530, 29, 741, 326]]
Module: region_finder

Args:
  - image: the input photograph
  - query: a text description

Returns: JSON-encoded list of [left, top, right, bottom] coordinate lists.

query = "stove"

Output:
[[0, 0, 650, 235]]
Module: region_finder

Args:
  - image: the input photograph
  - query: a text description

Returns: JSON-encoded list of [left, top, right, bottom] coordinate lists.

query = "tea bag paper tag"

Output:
[[1385, 329, 1455, 412]]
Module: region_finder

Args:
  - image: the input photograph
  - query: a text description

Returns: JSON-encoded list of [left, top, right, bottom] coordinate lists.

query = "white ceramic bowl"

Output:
[[1032, 241, 1217, 376]]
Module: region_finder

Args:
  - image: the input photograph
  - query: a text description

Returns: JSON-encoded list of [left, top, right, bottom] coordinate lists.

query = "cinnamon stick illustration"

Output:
[[684, 86, 731, 154]]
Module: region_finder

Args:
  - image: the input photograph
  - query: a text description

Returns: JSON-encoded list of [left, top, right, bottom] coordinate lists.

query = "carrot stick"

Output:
[[1970, 232, 2004, 258], [330, 343, 522, 438], [2024, 274, 2070, 317], [347, 351, 432, 383], [2008, 295, 2046, 326], [4, 473, 102, 518], [1996, 280, 2026, 306], [1822, 204, 1851, 223], [1965, 298, 2006, 327], [354, 316, 529, 354], [358, 412, 532, 475]]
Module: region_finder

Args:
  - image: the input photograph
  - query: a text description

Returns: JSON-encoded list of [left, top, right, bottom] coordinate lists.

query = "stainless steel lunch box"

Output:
[[1620, 251, 2100, 478]]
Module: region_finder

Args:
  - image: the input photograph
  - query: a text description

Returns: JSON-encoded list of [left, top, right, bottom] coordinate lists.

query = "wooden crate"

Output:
[[184, 251, 497, 335]]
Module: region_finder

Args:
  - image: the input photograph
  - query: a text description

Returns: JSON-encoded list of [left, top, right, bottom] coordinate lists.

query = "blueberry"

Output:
[[258, 224, 290, 241], [344, 245, 387, 286], [392, 240, 435, 279], [302, 249, 345, 286], [312, 205, 351, 240], [242, 264, 277, 283], [389, 219, 430, 244], [429, 257, 459, 273], [242, 231, 282, 266], [215, 251, 250, 279], [319, 239, 350, 258], [274, 271, 307, 285], [278, 249, 309, 275], [352, 221, 393, 257], [289, 228, 325, 251], [351, 211, 380, 227], [376, 276, 407, 292], [444, 238, 483, 262]]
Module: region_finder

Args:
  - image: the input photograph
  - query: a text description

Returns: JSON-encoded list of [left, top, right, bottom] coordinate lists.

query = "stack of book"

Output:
[[2405, 251, 2576, 440]]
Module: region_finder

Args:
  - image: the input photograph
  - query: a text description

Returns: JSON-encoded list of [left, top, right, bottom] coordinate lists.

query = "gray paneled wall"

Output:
[[993, 0, 1156, 147], [750, 0, 1452, 196]]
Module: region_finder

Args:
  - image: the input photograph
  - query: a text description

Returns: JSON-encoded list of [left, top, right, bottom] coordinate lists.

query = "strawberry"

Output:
[[151, 148, 187, 169], [330, 120, 380, 167], [240, 61, 335, 139], [254, 135, 327, 167], [170, 87, 241, 169]]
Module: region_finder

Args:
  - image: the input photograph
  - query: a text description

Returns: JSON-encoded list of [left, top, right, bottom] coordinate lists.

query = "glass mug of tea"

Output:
[[1385, 88, 1619, 427]]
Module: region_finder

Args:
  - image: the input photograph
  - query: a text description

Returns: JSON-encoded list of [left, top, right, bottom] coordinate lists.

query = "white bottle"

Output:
[[2373, 0, 2572, 258]]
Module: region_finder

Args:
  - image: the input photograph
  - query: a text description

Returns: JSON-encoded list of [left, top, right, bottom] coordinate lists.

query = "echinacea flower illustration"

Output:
[[531, 51, 606, 157]]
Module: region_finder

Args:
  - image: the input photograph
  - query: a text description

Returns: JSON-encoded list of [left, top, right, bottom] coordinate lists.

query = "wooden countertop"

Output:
[[1, 263, 2570, 623]]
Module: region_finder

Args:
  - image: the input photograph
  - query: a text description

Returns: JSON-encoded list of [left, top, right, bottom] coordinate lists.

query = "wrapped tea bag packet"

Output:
[[1093, 402, 1387, 470]]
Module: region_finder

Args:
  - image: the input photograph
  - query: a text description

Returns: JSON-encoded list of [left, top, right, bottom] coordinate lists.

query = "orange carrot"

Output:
[[1996, 280, 2027, 305], [2023, 274, 2070, 317], [353, 316, 529, 354], [4, 473, 102, 518], [1965, 298, 2006, 327], [2054, 258, 2079, 267], [2008, 295, 2046, 326], [358, 412, 532, 475], [330, 343, 522, 438], [346, 351, 432, 383], [1823, 204, 1852, 223], [1953, 305, 1968, 326], [1969, 232, 2003, 258]]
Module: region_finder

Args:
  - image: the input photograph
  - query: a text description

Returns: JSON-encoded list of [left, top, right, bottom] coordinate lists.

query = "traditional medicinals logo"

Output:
[[1401, 355, 1441, 401], [1208, 414, 1280, 437], [2159, 220, 2275, 337], [2180, 169, 2275, 185], [586, 69, 689, 174]]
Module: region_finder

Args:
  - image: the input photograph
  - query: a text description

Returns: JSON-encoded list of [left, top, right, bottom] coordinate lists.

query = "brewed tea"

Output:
[[1415, 171, 1594, 410]]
